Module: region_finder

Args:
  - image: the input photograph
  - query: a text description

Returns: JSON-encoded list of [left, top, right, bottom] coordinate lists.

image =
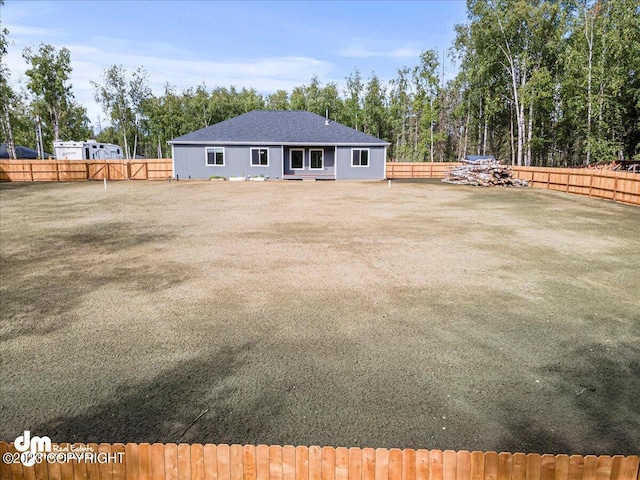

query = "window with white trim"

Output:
[[206, 147, 224, 166], [352, 149, 369, 167], [290, 149, 304, 169], [251, 148, 269, 166], [310, 149, 323, 169]]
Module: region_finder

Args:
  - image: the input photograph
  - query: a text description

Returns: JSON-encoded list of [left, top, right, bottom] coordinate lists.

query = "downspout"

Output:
[[383, 146, 388, 179], [171, 144, 175, 179]]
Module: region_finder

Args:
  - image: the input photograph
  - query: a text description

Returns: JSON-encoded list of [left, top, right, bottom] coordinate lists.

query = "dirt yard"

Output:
[[0, 180, 638, 455]]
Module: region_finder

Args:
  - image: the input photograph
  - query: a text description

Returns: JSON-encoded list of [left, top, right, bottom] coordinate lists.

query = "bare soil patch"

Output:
[[1, 180, 638, 454]]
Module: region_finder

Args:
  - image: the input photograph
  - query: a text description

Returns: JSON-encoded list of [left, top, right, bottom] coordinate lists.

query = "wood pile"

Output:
[[443, 159, 528, 187]]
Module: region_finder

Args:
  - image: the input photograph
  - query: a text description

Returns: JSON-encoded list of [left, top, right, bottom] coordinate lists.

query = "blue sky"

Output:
[[1, 0, 468, 128]]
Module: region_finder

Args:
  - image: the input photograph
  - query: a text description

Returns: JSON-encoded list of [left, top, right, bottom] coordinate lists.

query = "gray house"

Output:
[[168, 111, 390, 180]]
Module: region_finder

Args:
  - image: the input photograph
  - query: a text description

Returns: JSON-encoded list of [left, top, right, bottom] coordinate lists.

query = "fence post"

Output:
[[613, 176, 619, 202], [56, 161, 60, 182]]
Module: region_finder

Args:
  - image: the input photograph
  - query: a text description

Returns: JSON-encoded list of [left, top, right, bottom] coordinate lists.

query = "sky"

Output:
[[1, 0, 468, 130]]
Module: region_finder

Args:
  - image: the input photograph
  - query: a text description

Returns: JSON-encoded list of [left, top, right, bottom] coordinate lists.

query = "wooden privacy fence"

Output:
[[0, 442, 638, 480], [385, 163, 640, 206], [0, 159, 173, 182], [386, 162, 462, 179], [512, 167, 640, 206]]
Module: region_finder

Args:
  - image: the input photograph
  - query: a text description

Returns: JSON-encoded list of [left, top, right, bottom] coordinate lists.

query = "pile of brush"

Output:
[[443, 158, 528, 187]]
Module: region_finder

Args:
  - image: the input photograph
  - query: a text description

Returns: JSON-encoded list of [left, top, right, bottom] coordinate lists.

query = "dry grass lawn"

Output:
[[0, 179, 638, 455]]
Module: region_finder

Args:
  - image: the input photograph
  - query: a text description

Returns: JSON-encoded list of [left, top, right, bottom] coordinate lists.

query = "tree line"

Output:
[[1, 0, 638, 166]]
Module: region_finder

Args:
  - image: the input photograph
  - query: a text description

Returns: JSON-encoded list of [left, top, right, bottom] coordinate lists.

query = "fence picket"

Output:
[[540, 455, 555, 480], [164, 444, 178, 480], [362, 448, 376, 480], [568, 456, 584, 480], [322, 447, 335, 480], [443, 451, 456, 480], [375, 449, 389, 480], [98, 443, 113, 480], [125, 443, 139, 480], [456, 451, 470, 480], [402, 449, 416, 480], [217, 445, 231, 480], [256, 445, 269, 480], [269, 446, 283, 480], [111, 443, 127, 480], [309, 447, 322, 480], [242, 445, 256, 480], [484, 452, 498, 480], [334, 448, 349, 480], [296, 446, 309, 480], [512, 454, 527, 480], [415, 450, 430, 480], [554, 456, 569, 480], [349, 448, 362, 480], [470, 452, 484, 480], [191, 445, 205, 480], [497, 453, 512, 480], [230, 445, 243, 480], [429, 451, 443, 480], [177, 444, 191, 480], [283, 446, 296, 480], [203, 445, 218, 480]]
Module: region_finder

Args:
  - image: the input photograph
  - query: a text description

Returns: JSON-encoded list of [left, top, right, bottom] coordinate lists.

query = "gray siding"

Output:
[[173, 143, 386, 180], [173, 144, 283, 179], [283, 146, 335, 177], [336, 146, 386, 180]]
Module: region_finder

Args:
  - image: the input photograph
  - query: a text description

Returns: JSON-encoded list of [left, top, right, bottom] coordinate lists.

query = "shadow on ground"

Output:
[[498, 339, 640, 454], [0, 221, 184, 341], [28, 342, 283, 444]]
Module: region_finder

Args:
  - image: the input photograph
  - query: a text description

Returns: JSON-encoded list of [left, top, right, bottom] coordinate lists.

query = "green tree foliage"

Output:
[[451, 0, 640, 166], [23, 43, 90, 149], [93, 65, 151, 158], [0, 23, 17, 158]]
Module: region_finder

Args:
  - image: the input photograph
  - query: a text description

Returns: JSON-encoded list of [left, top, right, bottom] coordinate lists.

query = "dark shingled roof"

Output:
[[0, 144, 51, 159], [168, 110, 390, 146]]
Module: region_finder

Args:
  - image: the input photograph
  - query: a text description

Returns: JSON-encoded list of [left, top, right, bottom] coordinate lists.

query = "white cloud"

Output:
[[340, 43, 422, 59], [5, 32, 334, 128]]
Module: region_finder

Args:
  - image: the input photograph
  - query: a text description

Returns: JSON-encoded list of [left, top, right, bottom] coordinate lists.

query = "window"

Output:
[[310, 149, 323, 169], [290, 149, 304, 170], [206, 147, 224, 166], [352, 149, 369, 167], [251, 148, 269, 166]]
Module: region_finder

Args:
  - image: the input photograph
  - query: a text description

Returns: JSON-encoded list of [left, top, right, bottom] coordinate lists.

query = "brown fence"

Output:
[[385, 162, 640, 206], [0, 442, 638, 480], [0, 159, 173, 182], [512, 167, 640, 206], [386, 162, 462, 179]]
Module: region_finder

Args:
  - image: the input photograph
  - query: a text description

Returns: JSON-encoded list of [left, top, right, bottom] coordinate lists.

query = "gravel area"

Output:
[[1, 179, 638, 455]]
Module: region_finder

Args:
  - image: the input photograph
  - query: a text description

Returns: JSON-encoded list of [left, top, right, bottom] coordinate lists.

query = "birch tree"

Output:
[[23, 44, 74, 143], [0, 24, 16, 158]]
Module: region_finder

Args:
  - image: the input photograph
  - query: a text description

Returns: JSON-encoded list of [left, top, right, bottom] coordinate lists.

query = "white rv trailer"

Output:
[[54, 140, 124, 160]]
